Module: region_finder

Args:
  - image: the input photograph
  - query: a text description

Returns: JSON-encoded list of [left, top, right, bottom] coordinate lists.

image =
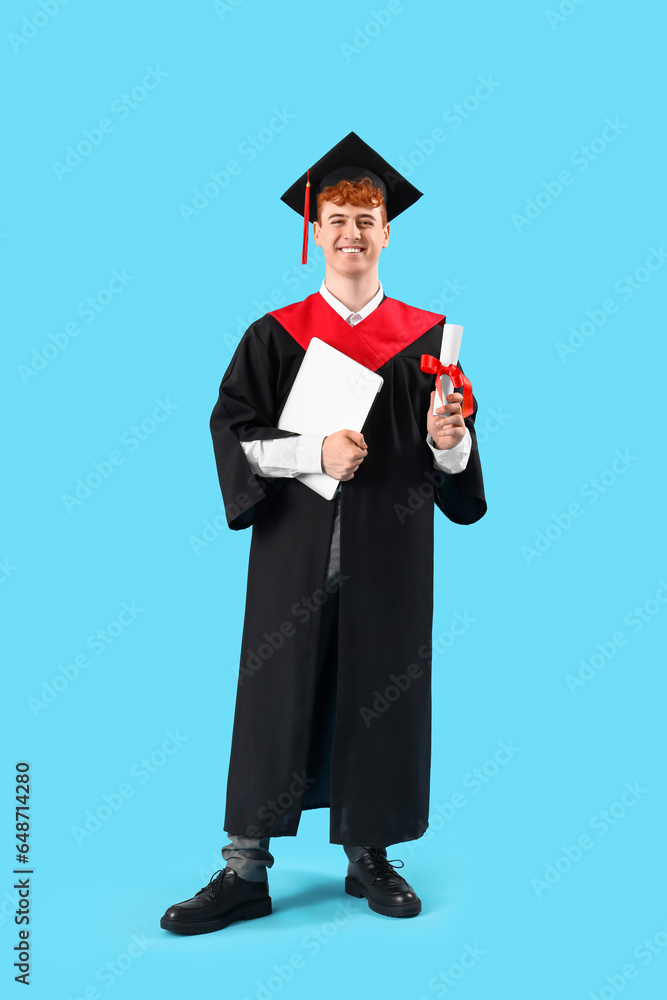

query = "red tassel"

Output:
[[301, 169, 311, 265]]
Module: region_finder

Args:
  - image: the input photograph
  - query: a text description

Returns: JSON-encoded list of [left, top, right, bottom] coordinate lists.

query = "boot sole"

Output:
[[160, 896, 272, 935], [344, 876, 421, 918]]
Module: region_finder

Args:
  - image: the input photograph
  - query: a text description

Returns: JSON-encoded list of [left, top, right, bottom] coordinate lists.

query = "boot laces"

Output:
[[195, 868, 227, 899], [366, 847, 405, 876]]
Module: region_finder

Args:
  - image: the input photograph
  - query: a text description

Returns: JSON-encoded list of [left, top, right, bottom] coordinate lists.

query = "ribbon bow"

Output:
[[420, 355, 473, 418]]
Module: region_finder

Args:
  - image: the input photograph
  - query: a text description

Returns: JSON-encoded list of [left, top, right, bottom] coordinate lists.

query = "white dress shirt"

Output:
[[240, 279, 472, 478]]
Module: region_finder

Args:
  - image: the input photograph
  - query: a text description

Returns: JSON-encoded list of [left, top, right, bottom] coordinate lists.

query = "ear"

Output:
[[382, 221, 390, 249], [312, 220, 322, 246]]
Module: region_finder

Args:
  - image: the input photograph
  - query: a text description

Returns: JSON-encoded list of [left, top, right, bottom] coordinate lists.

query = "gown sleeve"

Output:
[[209, 321, 300, 531], [433, 359, 487, 525]]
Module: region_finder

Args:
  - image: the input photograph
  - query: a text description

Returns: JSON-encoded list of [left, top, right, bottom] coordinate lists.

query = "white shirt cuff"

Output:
[[426, 426, 472, 474], [241, 435, 324, 477]]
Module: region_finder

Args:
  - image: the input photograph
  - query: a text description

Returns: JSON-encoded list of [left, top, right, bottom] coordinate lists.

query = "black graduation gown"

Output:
[[209, 294, 486, 847]]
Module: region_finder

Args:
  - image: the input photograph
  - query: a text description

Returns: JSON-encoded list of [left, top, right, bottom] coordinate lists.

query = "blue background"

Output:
[[3, 1, 666, 997]]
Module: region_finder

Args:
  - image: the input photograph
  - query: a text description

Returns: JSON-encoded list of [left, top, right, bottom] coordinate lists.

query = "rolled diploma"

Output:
[[432, 324, 464, 414]]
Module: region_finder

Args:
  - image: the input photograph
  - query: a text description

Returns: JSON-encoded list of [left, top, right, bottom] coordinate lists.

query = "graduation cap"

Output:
[[280, 131, 423, 264]]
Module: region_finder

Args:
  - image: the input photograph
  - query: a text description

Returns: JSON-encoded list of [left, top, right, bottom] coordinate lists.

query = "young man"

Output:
[[160, 132, 486, 935]]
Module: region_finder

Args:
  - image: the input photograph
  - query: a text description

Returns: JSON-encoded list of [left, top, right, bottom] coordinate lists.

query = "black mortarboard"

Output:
[[280, 131, 423, 263]]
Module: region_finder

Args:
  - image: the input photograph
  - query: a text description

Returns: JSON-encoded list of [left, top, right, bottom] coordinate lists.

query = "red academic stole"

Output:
[[269, 293, 473, 416], [269, 292, 443, 370]]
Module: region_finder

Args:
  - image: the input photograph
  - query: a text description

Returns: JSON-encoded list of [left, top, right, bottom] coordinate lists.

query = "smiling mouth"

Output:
[[338, 247, 365, 254]]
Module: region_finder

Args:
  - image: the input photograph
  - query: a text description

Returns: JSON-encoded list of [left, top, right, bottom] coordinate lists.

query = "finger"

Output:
[[445, 392, 463, 403], [435, 428, 464, 440], [347, 430, 366, 448]]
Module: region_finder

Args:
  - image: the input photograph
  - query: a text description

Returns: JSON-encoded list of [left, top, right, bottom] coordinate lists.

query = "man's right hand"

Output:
[[321, 430, 368, 480]]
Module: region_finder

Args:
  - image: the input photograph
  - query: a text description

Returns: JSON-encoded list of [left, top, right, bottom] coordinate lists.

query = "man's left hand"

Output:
[[427, 390, 466, 450]]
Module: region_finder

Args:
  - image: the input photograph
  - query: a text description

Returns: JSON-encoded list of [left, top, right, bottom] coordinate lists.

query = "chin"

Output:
[[334, 254, 373, 269]]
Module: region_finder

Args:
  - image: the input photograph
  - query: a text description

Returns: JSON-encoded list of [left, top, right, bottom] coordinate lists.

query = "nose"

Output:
[[342, 220, 361, 241]]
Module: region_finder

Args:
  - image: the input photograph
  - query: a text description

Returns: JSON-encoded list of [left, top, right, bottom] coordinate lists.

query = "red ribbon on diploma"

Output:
[[420, 355, 473, 418]]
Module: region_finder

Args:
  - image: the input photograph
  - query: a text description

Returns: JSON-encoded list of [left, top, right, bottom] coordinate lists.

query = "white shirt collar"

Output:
[[319, 279, 384, 326]]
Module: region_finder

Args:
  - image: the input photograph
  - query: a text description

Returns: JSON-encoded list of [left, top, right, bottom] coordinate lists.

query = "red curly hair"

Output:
[[316, 177, 387, 226]]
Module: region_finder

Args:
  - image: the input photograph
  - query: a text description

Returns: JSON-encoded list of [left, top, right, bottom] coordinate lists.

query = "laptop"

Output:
[[277, 337, 384, 499]]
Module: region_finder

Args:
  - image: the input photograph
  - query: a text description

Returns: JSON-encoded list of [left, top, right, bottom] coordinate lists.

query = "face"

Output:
[[312, 201, 390, 277]]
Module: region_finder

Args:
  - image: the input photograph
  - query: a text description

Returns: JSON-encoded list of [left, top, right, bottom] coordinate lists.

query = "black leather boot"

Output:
[[345, 848, 421, 917], [160, 867, 272, 935]]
